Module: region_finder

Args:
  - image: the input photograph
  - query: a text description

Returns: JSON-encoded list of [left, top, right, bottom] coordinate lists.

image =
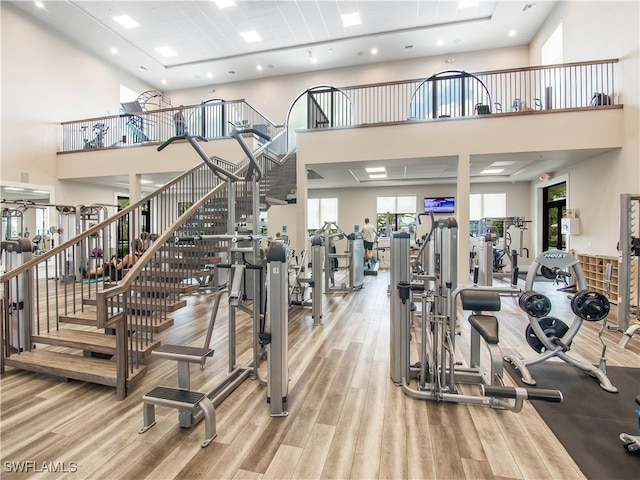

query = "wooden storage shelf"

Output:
[[576, 253, 619, 303]]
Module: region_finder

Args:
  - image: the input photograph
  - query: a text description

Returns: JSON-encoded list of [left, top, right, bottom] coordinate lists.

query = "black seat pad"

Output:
[[468, 315, 499, 344]]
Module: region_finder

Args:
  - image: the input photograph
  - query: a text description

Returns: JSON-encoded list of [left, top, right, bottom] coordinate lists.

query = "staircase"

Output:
[[1, 124, 295, 399]]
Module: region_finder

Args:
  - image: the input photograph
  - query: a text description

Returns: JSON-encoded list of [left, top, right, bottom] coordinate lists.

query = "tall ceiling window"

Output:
[[542, 22, 563, 65]]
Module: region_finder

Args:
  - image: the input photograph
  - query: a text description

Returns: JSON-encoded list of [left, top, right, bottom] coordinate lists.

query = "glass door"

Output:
[[543, 182, 567, 251]]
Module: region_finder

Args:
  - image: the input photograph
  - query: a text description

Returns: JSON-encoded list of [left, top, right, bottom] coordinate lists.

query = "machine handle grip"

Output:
[[175, 235, 198, 243], [481, 385, 563, 403], [158, 135, 207, 151]]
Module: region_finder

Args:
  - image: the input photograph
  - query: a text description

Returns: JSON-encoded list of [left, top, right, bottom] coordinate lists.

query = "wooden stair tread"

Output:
[[160, 245, 227, 253], [61, 309, 175, 334], [138, 269, 212, 280], [33, 330, 118, 354], [160, 257, 221, 266], [4, 350, 146, 387], [32, 329, 160, 358], [59, 310, 101, 326], [82, 297, 187, 312]]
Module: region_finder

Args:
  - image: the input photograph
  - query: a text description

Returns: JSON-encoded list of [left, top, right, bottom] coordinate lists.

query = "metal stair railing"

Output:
[[1, 127, 296, 399]]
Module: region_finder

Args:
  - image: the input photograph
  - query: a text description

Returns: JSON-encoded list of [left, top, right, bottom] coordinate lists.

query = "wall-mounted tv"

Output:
[[424, 196, 455, 214]]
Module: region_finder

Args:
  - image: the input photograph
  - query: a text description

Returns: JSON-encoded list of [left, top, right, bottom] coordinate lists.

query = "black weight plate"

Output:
[[525, 317, 570, 353], [519, 291, 552, 318], [540, 265, 556, 279], [571, 290, 610, 321]]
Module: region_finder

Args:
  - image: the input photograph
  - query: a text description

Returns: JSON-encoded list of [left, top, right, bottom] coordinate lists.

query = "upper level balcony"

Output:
[[57, 59, 623, 186]]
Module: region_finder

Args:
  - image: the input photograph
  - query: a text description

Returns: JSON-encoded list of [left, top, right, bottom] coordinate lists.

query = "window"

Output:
[[376, 195, 417, 237], [470, 193, 506, 220], [307, 198, 338, 231], [542, 23, 563, 66]]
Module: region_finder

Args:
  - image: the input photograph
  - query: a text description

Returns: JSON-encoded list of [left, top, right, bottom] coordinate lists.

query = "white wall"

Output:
[[529, 0, 639, 257], [0, 3, 153, 190]]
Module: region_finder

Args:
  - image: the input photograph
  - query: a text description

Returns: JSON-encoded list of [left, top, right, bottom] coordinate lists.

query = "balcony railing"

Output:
[[61, 99, 285, 153], [59, 59, 618, 154], [334, 59, 618, 125]]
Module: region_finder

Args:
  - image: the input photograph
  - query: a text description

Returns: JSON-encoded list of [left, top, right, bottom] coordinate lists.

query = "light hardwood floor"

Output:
[[1, 268, 639, 480]]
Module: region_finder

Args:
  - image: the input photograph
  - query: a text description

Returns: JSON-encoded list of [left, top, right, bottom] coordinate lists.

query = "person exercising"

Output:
[[361, 217, 377, 267], [173, 106, 186, 136], [82, 238, 143, 281]]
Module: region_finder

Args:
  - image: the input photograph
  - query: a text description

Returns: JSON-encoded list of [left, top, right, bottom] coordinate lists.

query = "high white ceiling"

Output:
[[11, 0, 557, 90], [7, 0, 598, 197]]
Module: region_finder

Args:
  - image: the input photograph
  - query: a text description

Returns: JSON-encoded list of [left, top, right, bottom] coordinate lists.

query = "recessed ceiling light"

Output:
[[256, 64, 263, 71], [161, 79, 167, 85], [371, 48, 378, 55], [110, 47, 118, 54], [481, 168, 504, 174], [308, 51, 317, 63], [156, 46, 177, 57], [328, 48, 334, 53], [113, 15, 139, 29], [240, 30, 261, 43], [369, 174, 387, 179], [437, 39, 444, 47], [213, 0, 236, 8], [366, 167, 386, 173], [342, 12, 361, 27], [509, 29, 517, 37], [458, 0, 479, 9], [207, 72, 213, 78], [35, 1, 44, 9]]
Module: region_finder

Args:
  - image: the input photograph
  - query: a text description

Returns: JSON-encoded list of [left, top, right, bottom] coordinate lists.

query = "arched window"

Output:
[[409, 70, 492, 120], [286, 85, 354, 150]]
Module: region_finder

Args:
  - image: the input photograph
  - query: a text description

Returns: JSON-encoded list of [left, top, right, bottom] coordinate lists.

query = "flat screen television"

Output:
[[424, 196, 455, 214]]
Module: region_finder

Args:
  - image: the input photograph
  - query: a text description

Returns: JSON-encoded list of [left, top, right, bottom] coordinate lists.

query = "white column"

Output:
[[295, 156, 308, 257], [129, 173, 142, 203], [457, 153, 471, 285]]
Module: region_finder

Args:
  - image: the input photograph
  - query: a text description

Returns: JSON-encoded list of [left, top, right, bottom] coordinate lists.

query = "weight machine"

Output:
[[390, 223, 562, 410], [313, 221, 364, 292], [1, 238, 34, 353], [139, 235, 290, 447], [477, 217, 530, 277], [289, 235, 323, 326], [505, 250, 618, 393], [617, 193, 640, 332], [1, 208, 24, 240]]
